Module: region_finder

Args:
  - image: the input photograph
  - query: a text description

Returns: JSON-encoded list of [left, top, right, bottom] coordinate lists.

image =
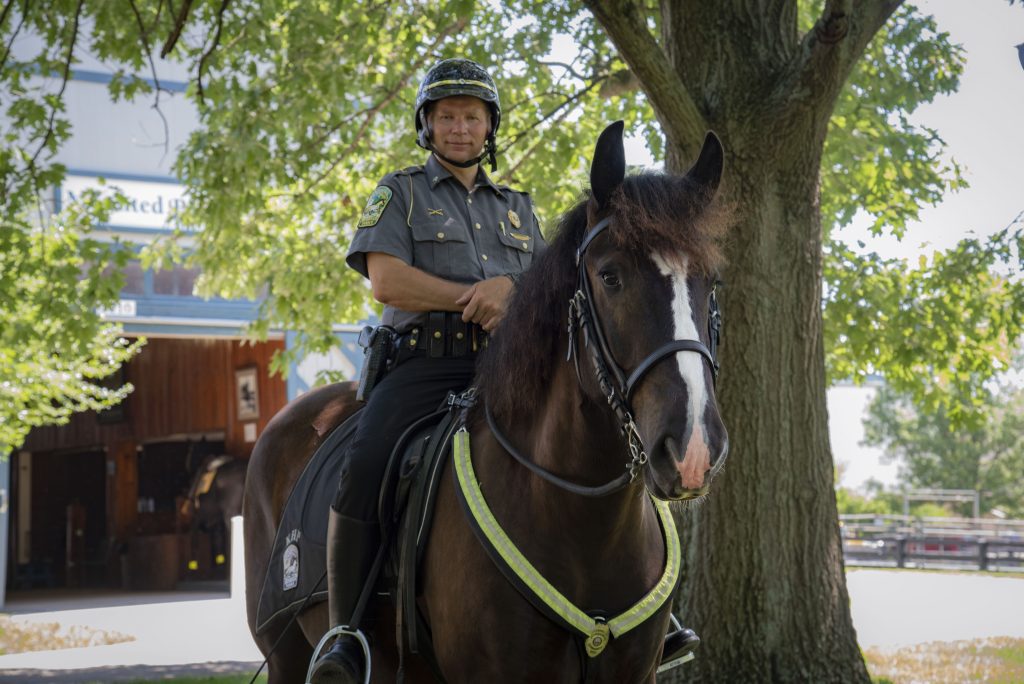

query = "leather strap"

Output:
[[624, 339, 715, 403]]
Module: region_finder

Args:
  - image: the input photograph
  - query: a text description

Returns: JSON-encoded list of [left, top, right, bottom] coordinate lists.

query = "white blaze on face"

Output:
[[652, 253, 711, 489]]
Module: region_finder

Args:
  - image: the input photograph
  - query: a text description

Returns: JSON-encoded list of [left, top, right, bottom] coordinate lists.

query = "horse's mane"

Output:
[[475, 171, 730, 418]]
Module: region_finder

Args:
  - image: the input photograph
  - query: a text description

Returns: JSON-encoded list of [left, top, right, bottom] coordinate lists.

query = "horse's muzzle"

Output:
[[646, 430, 727, 501]]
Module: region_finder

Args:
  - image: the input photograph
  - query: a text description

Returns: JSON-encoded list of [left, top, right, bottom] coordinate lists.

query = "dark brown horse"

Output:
[[181, 453, 248, 575], [243, 121, 730, 683]]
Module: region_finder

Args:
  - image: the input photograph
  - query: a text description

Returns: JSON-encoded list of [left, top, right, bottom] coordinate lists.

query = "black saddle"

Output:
[[254, 394, 468, 656]]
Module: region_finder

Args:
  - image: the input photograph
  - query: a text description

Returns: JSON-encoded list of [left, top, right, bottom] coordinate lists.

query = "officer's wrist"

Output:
[[504, 272, 521, 286]]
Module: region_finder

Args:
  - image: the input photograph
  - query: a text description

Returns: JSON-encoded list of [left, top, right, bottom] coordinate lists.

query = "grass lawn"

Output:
[[5, 613, 1022, 683], [91, 678, 267, 684], [867, 637, 1024, 684], [0, 615, 133, 654]]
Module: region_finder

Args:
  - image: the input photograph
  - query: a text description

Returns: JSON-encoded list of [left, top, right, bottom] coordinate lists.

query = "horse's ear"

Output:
[[590, 120, 626, 210], [685, 131, 724, 195]]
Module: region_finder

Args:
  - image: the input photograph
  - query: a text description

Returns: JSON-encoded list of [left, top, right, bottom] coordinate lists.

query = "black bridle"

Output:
[[485, 215, 722, 497]]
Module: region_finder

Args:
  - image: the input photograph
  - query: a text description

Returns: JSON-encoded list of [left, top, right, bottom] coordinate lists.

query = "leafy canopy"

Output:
[[1, 4, 147, 456], [1, 0, 1020, 452], [863, 360, 1024, 517]]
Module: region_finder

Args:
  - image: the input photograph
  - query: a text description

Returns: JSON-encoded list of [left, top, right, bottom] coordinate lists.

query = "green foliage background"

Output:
[[2, 1, 1022, 453]]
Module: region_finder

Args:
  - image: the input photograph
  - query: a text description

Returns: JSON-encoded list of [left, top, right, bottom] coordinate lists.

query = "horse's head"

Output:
[[578, 121, 729, 502]]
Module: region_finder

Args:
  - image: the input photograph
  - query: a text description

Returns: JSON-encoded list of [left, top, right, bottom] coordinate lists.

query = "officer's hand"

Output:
[[456, 276, 514, 332]]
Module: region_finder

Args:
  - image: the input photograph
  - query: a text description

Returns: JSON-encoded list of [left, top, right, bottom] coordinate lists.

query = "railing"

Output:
[[840, 515, 1024, 571], [842, 536, 1024, 571]]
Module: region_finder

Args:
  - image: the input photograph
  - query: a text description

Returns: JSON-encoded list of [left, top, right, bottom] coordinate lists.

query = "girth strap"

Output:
[[452, 429, 681, 657]]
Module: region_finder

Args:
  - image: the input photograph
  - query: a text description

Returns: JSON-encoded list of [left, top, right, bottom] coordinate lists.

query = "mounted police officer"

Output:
[[310, 58, 546, 684]]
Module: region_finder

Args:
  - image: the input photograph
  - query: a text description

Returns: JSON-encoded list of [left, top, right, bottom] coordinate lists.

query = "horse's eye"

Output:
[[599, 271, 621, 288]]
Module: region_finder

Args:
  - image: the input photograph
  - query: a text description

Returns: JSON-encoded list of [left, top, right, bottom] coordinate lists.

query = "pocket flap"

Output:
[[410, 221, 468, 244]]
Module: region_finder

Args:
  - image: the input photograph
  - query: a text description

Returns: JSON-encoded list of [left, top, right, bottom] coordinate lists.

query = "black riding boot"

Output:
[[309, 508, 380, 684], [661, 620, 700, 666]]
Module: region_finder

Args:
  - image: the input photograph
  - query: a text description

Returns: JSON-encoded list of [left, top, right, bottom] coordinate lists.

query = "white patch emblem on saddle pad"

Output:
[[283, 543, 299, 591]]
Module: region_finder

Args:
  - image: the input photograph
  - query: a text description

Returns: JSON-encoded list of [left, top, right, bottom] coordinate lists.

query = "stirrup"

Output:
[[656, 614, 697, 674], [306, 625, 372, 684]]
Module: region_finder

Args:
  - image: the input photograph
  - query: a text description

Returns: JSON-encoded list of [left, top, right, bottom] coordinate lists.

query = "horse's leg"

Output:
[[339, 600, 436, 684], [188, 509, 203, 578], [255, 620, 314, 684], [211, 518, 227, 573], [242, 382, 362, 679]]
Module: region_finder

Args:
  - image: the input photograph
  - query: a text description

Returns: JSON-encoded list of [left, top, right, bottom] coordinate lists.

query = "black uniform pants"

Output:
[[331, 354, 477, 521]]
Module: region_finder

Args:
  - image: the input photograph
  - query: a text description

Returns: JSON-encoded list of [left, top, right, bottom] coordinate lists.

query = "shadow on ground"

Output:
[[0, 660, 261, 683]]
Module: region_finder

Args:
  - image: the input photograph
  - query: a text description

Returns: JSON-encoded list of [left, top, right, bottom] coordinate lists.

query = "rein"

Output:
[[486, 215, 722, 497]]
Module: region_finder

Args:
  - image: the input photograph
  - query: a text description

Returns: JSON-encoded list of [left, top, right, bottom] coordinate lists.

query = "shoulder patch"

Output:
[[357, 186, 393, 228]]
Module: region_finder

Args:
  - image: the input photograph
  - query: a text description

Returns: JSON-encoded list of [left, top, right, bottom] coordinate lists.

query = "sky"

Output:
[[620, 1, 1024, 491], [835, 0, 1024, 490]]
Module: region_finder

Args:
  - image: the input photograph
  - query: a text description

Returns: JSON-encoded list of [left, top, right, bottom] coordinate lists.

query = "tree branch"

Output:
[[0, 0, 14, 29], [775, 0, 903, 123], [538, 60, 588, 81], [197, 0, 230, 104], [128, 0, 171, 160], [499, 97, 585, 183], [0, 0, 28, 75], [500, 75, 608, 153], [27, 0, 82, 172], [281, 17, 469, 199], [582, 0, 706, 146], [161, 0, 193, 58]]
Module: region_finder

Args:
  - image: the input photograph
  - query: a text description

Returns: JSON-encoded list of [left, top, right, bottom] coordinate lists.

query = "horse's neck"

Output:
[[474, 362, 662, 566]]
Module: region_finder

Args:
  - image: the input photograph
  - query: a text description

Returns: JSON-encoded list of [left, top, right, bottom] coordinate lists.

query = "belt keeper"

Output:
[[452, 317, 468, 357], [428, 311, 446, 358]]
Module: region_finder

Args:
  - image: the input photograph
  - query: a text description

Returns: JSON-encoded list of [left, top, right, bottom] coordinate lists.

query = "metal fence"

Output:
[[840, 515, 1024, 572]]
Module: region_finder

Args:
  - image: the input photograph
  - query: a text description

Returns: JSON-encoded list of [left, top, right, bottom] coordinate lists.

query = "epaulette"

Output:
[[497, 184, 530, 198], [393, 165, 424, 178]]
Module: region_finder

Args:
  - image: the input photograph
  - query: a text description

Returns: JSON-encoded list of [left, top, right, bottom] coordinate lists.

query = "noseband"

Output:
[[485, 215, 722, 497]]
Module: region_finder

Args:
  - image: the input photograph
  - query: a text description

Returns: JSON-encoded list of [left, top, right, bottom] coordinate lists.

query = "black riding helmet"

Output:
[[415, 58, 500, 171]]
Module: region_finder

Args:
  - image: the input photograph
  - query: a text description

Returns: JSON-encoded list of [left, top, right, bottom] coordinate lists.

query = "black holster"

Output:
[[356, 325, 397, 403]]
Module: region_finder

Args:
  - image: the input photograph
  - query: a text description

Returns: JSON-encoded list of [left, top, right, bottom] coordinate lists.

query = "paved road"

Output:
[[0, 569, 1022, 681], [0, 589, 262, 682], [847, 568, 1024, 649]]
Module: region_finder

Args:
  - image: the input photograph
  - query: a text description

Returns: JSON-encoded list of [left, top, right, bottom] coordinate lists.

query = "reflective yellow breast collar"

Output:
[[452, 428, 681, 657]]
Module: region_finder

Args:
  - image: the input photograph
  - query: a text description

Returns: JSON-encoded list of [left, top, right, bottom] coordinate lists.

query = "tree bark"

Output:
[[584, 0, 903, 680]]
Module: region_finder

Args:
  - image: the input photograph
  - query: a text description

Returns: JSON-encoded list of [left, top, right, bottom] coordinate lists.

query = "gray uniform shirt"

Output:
[[347, 154, 546, 333]]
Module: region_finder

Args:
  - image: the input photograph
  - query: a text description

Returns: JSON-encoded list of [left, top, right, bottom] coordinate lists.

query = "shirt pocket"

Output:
[[496, 226, 535, 271], [409, 221, 469, 279]]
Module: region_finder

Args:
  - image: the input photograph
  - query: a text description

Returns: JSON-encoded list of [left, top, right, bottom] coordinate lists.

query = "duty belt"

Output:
[[398, 312, 488, 361]]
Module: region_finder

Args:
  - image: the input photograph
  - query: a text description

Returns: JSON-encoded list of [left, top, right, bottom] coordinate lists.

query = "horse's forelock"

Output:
[[608, 173, 729, 277]]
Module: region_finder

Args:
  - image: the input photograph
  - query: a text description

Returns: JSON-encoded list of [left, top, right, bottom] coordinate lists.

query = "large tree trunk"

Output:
[[582, 0, 904, 680], [670, 154, 868, 682]]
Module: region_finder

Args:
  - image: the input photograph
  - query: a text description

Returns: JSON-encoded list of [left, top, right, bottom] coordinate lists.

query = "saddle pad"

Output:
[[254, 409, 362, 633]]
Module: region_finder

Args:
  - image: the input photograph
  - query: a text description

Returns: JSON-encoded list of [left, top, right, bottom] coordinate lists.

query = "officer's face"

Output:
[[428, 96, 491, 163]]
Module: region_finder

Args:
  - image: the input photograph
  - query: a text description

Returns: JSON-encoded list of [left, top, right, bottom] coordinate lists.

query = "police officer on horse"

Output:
[[310, 57, 545, 684], [310, 57, 701, 684]]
